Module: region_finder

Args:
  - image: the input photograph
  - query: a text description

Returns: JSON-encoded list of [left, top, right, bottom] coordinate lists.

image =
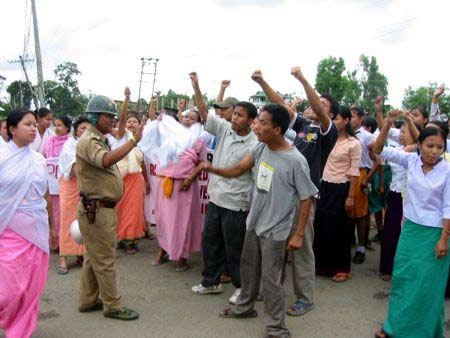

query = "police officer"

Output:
[[76, 95, 144, 320]]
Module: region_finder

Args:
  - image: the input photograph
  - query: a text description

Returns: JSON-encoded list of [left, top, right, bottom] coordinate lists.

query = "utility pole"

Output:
[[136, 57, 159, 113], [151, 58, 159, 99], [31, 0, 45, 107], [137, 57, 153, 113], [8, 56, 38, 109]]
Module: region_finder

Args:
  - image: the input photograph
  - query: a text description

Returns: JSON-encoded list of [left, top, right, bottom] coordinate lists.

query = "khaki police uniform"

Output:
[[76, 125, 124, 312]]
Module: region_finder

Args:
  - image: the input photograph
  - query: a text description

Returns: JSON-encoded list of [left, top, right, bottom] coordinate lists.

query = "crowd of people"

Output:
[[0, 67, 449, 338]]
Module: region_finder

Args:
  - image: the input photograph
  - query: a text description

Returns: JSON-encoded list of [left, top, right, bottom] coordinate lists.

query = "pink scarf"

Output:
[[44, 134, 69, 158]]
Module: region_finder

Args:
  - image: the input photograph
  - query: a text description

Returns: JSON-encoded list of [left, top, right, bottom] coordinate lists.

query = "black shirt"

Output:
[[292, 115, 338, 189]]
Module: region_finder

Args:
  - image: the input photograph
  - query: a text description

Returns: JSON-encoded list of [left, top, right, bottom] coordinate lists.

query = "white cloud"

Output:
[[0, 0, 449, 108]]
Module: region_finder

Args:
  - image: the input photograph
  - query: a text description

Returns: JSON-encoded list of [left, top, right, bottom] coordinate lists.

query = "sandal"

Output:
[[331, 273, 352, 283], [151, 254, 168, 266], [379, 273, 392, 282], [286, 300, 315, 316], [126, 244, 139, 255], [375, 328, 389, 338], [218, 307, 257, 319], [56, 266, 68, 275], [176, 264, 189, 272]]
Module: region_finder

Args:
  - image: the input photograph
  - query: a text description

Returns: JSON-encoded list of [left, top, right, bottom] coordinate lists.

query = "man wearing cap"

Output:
[[76, 95, 144, 320], [213, 79, 239, 122], [213, 97, 240, 122]]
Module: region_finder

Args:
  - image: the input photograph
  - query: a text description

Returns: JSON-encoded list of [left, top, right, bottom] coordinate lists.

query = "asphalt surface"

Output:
[[2, 234, 450, 338]]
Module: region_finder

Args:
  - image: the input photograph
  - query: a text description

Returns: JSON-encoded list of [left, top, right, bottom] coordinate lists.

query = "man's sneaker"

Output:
[[353, 251, 366, 264], [228, 288, 241, 305], [104, 307, 139, 321], [191, 283, 223, 295]]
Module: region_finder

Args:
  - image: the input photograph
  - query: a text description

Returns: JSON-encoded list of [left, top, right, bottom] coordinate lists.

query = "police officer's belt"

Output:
[[97, 200, 117, 208]]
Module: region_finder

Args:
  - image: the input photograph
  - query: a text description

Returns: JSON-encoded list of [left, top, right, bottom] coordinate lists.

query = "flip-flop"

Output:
[[331, 273, 351, 283], [56, 266, 68, 275], [151, 254, 168, 266], [218, 307, 257, 319], [175, 264, 189, 272], [379, 273, 392, 282]]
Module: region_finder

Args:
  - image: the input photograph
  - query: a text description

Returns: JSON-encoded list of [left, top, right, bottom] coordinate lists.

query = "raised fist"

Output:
[[373, 96, 384, 112], [124, 87, 131, 99], [434, 85, 445, 97], [178, 99, 186, 111], [251, 70, 264, 83], [387, 109, 400, 122], [291, 66, 305, 80], [189, 72, 199, 86], [221, 80, 231, 89]]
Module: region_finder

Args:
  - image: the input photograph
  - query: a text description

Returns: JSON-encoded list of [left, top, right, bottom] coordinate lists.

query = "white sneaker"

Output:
[[228, 288, 241, 305], [191, 283, 223, 295]]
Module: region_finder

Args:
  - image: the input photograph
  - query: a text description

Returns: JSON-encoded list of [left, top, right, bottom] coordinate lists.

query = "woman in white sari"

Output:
[[30, 107, 54, 154], [0, 109, 56, 338]]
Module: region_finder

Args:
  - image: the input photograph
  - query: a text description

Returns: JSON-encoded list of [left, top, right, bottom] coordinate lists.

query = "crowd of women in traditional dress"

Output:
[[0, 69, 449, 338]]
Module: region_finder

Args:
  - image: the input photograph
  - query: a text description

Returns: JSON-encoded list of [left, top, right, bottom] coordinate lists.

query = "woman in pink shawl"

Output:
[[0, 109, 56, 338], [43, 115, 71, 254], [151, 110, 207, 272]]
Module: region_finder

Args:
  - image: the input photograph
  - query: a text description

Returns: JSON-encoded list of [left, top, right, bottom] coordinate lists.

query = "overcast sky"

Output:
[[1, 0, 449, 108]]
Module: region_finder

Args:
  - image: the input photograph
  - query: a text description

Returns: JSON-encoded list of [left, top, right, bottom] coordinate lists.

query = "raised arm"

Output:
[[190, 72, 209, 122], [102, 116, 146, 167], [403, 110, 420, 142], [206, 154, 255, 178], [177, 98, 186, 122], [117, 87, 131, 139], [373, 109, 400, 154], [291, 66, 330, 131], [216, 80, 230, 103], [430, 85, 445, 121], [374, 96, 385, 131], [251, 70, 295, 119], [148, 95, 158, 121]]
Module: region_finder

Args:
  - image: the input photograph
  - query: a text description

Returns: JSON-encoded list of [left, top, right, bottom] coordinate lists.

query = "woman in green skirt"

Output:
[[373, 109, 450, 338]]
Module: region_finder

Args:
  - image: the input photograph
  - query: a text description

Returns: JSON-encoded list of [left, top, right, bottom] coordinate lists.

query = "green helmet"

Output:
[[85, 95, 117, 116]]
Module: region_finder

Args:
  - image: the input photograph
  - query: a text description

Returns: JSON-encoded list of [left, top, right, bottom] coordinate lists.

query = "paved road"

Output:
[[2, 235, 450, 338]]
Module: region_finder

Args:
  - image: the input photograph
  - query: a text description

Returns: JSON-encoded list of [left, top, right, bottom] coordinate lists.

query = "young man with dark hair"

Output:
[[350, 107, 378, 263], [251, 67, 338, 317], [208, 103, 318, 338], [189, 72, 257, 305]]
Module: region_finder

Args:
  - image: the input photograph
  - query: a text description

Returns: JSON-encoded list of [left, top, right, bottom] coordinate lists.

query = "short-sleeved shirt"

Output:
[[292, 115, 338, 189], [76, 125, 124, 202], [246, 143, 318, 241], [322, 137, 361, 183], [204, 113, 257, 211], [355, 127, 375, 168]]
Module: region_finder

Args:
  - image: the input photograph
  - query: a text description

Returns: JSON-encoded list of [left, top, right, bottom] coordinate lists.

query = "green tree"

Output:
[[7, 80, 33, 109], [402, 83, 450, 115], [358, 55, 389, 113], [342, 70, 362, 106], [315, 57, 348, 103], [157, 89, 190, 109], [46, 62, 85, 116]]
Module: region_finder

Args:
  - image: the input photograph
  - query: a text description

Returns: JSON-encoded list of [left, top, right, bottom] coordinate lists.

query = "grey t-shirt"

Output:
[[204, 113, 257, 211], [246, 143, 318, 241]]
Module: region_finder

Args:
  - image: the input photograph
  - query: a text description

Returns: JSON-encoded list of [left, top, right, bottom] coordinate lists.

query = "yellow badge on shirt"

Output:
[[257, 162, 275, 192]]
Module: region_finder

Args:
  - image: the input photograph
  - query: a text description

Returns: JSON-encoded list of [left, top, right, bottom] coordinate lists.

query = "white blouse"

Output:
[[380, 147, 450, 228]]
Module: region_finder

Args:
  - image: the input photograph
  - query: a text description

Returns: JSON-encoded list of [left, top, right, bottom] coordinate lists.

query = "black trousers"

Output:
[[201, 202, 247, 288]]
